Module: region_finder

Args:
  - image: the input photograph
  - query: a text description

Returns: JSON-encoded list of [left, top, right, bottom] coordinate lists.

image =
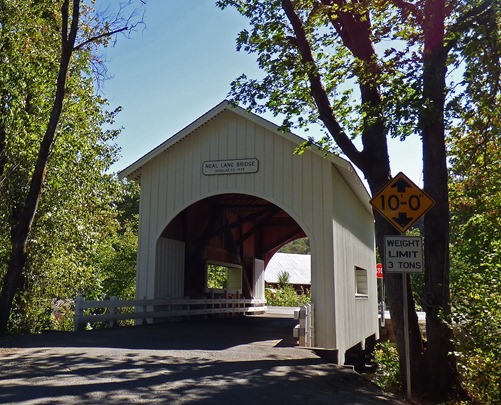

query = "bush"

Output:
[[372, 341, 400, 391], [451, 258, 501, 404], [265, 285, 311, 307]]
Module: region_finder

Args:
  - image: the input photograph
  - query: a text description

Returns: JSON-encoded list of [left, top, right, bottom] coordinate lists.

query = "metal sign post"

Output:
[[384, 235, 424, 400], [402, 272, 411, 399], [370, 173, 434, 401]]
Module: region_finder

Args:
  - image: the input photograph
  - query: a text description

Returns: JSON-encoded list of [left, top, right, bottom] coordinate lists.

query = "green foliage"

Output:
[[0, 1, 143, 333], [265, 285, 311, 307], [216, 0, 426, 140], [266, 270, 311, 306], [279, 238, 311, 254], [91, 178, 140, 302], [448, 27, 501, 400], [5, 177, 139, 333], [207, 265, 228, 289], [96, 223, 138, 301], [450, 240, 501, 402], [451, 268, 501, 404], [372, 341, 401, 391]]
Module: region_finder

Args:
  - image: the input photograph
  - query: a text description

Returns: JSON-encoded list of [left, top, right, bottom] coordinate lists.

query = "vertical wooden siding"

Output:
[[332, 166, 378, 357], [253, 259, 265, 300], [155, 238, 185, 299]]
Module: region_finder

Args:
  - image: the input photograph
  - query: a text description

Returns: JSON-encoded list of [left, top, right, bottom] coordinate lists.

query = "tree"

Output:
[[279, 237, 310, 254], [447, 37, 501, 400], [277, 270, 291, 288], [216, 0, 500, 400], [86, 177, 140, 304], [0, 0, 144, 333]]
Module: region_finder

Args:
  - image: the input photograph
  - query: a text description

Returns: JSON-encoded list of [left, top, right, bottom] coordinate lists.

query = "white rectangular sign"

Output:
[[384, 236, 424, 273], [202, 158, 259, 175]]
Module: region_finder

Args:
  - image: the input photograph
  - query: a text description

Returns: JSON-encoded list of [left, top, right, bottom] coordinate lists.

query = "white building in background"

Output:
[[265, 252, 311, 289]]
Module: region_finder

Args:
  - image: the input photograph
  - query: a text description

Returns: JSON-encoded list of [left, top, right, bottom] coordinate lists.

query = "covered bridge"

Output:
[[119, 101, 379, 364]]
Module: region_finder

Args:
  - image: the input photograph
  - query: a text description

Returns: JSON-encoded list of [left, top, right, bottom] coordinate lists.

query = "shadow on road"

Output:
[[1, 315, 297, 351], [0, 315, 406, 404]]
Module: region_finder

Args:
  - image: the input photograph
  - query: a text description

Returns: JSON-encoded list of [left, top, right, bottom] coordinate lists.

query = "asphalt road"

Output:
[[0, 314, 406, 405]]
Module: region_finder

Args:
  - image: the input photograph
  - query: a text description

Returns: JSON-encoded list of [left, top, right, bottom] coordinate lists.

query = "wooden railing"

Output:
[[74, 296, 267, 331]]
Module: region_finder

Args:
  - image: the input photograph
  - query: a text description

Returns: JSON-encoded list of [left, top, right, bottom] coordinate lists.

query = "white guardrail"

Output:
[[74, 296, 267, 331], [293, 303, 314, 347]]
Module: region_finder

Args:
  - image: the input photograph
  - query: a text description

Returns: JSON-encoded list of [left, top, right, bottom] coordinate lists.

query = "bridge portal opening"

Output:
[[159, 193, 307, 300]]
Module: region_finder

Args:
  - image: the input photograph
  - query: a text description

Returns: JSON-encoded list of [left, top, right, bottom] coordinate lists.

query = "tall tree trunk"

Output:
[[281, 0, 425, 390], [420, 0, 460, 399], [0, 0, 80, 334]]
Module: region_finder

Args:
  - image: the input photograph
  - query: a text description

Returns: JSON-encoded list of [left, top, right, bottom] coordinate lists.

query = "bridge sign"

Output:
[[370, 172, 435, 233]]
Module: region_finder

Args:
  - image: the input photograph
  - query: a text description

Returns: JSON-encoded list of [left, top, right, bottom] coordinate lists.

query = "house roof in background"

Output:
[[265, 253, 311, 285]]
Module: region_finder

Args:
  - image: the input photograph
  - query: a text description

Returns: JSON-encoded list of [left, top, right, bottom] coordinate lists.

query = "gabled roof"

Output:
[[265, 253, 311, 285], [118, 100, 372, 212]]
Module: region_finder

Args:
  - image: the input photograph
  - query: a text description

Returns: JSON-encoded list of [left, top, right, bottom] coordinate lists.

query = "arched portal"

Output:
[[156, 193, 307, 300]]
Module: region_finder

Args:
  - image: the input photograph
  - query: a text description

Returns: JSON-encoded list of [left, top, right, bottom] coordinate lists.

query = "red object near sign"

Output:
[[376, 263, 383, 279]]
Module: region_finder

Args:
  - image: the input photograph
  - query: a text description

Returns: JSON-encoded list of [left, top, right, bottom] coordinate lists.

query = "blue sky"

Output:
[[101, 1, 423, 187]]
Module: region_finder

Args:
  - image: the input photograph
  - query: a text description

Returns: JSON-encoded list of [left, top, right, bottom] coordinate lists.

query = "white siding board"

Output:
[[143, 165, 159, 299], [253, 259, 265, 300], [302, 152, 314, 229], [244, 120, 256, 191], [310, 157, 324, 239], [200, 146, 210, 196], [332, 170, 352, 353], [136, 174, 151, 299], [260, 128, 273, 198], [253, 124, 266, 196], [318, 163, 337, 348], [225, 115, 237, 190], [183, 139, 193, 204], [227, 113, 237, 155], [282, 139, 293, 212], [155, 238, 185, 299], [270, 135, 282, 202], [157, 155, 166, 218], [208, 122, 220, 193], [233, 118, 245, 191], [173, 144, 185, 213], [190, 137, 202, 200], [217, 117, 228, 158], [331, 165, 378, 353], [166, 148, 177, 227], [152, 159, 163, 239], [291, 151, 303, 212]]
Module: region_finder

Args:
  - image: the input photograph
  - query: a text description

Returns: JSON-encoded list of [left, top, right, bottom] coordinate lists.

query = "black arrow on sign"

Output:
[[392, 177, 412, 193], [392, 212, 414, 228]]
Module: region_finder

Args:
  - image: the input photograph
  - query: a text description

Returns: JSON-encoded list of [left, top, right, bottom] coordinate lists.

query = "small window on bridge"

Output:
[[355, 266, 368, 296], [206, 262, 242, 293]]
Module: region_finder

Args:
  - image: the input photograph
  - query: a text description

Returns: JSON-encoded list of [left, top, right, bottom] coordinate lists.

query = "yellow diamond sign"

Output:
[[370, 172, 435, 233]]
